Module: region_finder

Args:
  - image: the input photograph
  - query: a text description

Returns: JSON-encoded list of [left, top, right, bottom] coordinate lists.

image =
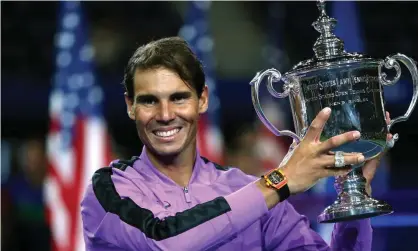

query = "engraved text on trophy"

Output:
[[303, 74, 380, 107], [299, 67, 388, 154]]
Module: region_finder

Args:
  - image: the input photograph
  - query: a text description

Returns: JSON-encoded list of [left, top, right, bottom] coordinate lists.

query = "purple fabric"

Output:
[[81, 147, 372, 251]]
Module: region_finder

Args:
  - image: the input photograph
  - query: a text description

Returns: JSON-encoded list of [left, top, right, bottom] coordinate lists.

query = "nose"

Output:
[[156, 101, 175, 123]]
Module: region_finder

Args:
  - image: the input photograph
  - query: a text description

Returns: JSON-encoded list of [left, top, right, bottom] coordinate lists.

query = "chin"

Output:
[[146, 139, 187, 157], [153, 146, 183, 157]]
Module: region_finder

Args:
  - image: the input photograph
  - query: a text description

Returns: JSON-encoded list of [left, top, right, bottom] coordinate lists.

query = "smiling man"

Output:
[[80, 37, 390, 251]]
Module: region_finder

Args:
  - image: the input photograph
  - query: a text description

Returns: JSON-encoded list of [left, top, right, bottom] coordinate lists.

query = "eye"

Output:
[[136, 96, 158, 106], [143, 99, 156, 105], [171, 92, 191, 104], [173, 96, 186, 103]]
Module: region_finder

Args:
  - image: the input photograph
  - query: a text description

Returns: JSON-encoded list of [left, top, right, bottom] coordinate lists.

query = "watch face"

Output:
[[269, 170, 284, 185]]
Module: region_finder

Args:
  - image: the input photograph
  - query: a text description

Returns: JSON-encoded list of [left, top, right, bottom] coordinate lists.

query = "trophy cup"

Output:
[[250, 0, 418, 223]]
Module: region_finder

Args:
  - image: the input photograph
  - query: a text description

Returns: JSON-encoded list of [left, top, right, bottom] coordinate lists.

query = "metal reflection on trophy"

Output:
[[250, 0, 418, 223]]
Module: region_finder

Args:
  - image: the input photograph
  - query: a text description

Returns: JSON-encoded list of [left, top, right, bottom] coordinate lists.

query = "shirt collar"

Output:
[[135, 146, 205, 188]]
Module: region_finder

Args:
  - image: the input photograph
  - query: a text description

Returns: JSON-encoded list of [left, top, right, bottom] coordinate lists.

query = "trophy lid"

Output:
[[288, 0, 375, 74]]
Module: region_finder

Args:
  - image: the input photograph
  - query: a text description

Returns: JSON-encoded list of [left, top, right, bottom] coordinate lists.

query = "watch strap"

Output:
[[276, 181, 290, 202]]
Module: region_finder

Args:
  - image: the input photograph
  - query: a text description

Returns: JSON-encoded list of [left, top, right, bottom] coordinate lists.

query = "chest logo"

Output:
[[163, 201, 171, 209]]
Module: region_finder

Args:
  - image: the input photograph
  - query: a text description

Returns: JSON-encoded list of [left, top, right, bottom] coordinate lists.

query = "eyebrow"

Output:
[[134, 91, 193, 103]]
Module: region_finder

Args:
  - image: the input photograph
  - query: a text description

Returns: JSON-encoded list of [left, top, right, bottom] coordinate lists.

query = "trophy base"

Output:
[[318, 167, 394, 223], [318, 195, 393, 223]]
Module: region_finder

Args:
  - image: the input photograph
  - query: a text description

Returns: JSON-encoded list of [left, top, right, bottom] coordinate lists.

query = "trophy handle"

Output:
[[249, 68, 302, 143], [379, 53, 418, 135]]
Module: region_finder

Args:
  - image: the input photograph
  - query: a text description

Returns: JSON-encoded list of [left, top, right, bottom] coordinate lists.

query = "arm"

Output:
[[262, 201, 372, 251], [81, 167, 271, 251]]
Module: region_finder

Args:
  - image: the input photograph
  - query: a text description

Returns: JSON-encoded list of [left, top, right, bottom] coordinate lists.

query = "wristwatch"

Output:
[[262, 169, 290, 202]]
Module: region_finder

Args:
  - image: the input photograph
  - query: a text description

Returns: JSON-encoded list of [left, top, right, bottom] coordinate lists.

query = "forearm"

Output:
[[149, 182, 273, 250], [87, 180, 270, 251]]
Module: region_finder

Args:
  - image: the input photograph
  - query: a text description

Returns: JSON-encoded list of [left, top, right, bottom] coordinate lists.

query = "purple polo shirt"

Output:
[[80, 147, 372, 251]]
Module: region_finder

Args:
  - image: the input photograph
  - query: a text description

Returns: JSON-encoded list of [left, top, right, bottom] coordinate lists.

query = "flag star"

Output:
[[57, 51, 72, 68], [178, 25, 197, 41], [88, 87, 103, 105], [56, 32, 75, 49], [61, 111, 75, 128], [65, 93, 80, 110], [82, 72, 95, 86], [63, 13, 80, 30], [196, 36, 214, 53], [49, 90, 64, 116], [68, 73, 87, 90]]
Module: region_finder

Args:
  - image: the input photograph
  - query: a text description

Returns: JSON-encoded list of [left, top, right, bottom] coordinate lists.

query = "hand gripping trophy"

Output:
[[250, 0, 418, 223]]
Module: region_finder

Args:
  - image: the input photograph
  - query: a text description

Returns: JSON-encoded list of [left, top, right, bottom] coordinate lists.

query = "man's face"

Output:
[[125, 67, 208, 157]]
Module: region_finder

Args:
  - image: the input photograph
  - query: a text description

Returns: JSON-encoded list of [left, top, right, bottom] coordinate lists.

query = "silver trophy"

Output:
[[250, 0, 418, 223]]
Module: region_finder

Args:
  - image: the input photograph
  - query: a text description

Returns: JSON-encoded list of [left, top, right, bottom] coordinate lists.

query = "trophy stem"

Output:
[[318, 165, 394, 223], [335, 166, 367, 197]]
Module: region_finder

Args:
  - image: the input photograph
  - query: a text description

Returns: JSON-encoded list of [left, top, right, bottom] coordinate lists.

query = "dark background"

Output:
[[3, 1, 418, 187]]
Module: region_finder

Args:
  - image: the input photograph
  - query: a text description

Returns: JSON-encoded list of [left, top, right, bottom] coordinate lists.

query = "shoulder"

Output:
[[200, 156, 258, 187], [80, 157, 142, 235], [82, 156, 141, 205]]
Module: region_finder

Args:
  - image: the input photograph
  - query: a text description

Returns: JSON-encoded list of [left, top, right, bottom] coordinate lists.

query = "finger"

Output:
[[321, 166, 352, 178], [318, 131, 361, 153], [385, 133, 393, 150], [320, 153, 365, 168], [385, 111, 391, 124], [373, 133, 393, 161], [304, 107, 331, 142], [362, 157, 380, 181]]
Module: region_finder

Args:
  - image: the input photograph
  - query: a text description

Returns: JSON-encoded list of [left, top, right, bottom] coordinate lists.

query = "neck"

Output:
[[146, 144, 196, 187]]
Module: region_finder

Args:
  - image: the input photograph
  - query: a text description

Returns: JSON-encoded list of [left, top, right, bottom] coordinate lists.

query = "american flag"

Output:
[[44, 2, 112, 251], [178, 1, 224, 164]]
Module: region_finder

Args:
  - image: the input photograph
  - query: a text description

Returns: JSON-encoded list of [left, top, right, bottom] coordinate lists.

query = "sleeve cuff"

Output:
[[224, 182, 269, 231]]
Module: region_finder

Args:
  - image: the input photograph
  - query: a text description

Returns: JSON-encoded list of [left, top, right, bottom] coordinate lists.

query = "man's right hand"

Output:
[[280, 107, 365, 195]]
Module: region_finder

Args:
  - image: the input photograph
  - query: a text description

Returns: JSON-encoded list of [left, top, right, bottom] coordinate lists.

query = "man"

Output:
[[81, 37, 392, 251]]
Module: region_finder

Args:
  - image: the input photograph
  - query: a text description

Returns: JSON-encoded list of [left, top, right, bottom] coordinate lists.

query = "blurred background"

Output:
[[1, 1, 418, 251]]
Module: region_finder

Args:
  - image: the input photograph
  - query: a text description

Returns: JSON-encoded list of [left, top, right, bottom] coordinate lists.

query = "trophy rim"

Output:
[[285, 52, 383, 76]]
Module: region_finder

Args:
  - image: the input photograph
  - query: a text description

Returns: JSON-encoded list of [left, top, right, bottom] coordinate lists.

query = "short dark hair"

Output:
[[122, 37, 206, 100]]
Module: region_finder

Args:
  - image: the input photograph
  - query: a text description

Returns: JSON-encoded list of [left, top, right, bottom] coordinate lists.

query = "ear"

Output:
[[198, 85, 209, 114], [124, 92, 135, 120]]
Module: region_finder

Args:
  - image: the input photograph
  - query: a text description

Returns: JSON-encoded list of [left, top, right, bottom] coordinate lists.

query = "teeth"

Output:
[[155, 128, 180, 137]]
